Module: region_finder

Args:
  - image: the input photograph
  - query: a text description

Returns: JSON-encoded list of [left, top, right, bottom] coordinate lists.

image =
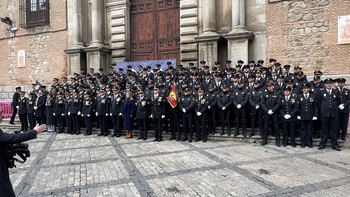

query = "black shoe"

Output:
[[282, 143, 287, 147], [341, 136, 346, 141], [276, 142, 281, 147], [9, 122, 14, 125], [76, 132, 80, 135], [84, 133, 89, 136], [182, 138, 187, 141], [301, 144, 305, 148], [97, 133, 103, 136], [157, 138, 162, 142], [203, 138, 207, 142], [137, 136, 143, 140], [309, 145, 313, 148], [195, 138, 201, 142], [188, 138, 192, 143], [153, 138, 158, 142], [261, 141, 267, 146], [143, 137, 147, 140], [111, 133, 117, 137], [291, 144, 296, 148], [332, 146, 341, 151], [169, 136, 174, 140], [176, 138, 181, 141], [318, 145, 325, 150]]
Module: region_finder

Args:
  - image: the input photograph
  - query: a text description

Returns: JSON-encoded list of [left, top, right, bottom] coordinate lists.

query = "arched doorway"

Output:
[[130, 0, 180, 64]]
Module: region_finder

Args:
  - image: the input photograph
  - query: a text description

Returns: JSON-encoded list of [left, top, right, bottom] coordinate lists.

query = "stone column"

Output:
[[224, 0, 254, 64], [73, 0, 83, 47], [91, 0, 104, 46], [202, 0, 217, 35]]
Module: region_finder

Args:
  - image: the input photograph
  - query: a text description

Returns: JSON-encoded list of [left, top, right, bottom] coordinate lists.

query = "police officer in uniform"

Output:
[[195, 89, 208, 142], [54, 92, 65, 133], [280, 86, 298, 147], [110, 87, 123, 137], [217, 85, 232, 136], [82, 91, 93, 135], [336, 78, 350, 141], [178, 88, 195, 142], [232, 81, 249, 137], [95, 89, 109, 136], [249, 82, 263, 137], [207, 85, 218, 135], [261, 83, 281, 146], [136, 91, 149, 140], [150, 87, 166, 142]]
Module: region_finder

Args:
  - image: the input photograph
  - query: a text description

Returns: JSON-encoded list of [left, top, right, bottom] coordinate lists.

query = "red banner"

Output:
[[167, 83, 177, 108]]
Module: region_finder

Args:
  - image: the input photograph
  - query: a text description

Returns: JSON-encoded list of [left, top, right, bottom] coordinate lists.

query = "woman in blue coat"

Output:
[[122, 92, 136, 138]]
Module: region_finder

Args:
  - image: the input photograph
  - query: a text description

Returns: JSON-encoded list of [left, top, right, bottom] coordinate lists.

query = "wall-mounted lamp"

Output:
[[1, 17, 12, 26]]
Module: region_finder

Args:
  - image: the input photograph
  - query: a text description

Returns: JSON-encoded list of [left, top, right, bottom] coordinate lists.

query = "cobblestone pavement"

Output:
[[7, 131, 350, 197]]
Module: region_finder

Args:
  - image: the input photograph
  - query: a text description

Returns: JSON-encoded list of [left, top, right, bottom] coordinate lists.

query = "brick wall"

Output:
[[0, 0, 68, 86], [266, 0, 350, 76]]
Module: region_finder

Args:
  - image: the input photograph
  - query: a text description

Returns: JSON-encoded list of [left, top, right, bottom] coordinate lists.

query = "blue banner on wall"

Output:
[[115, 59, 176, 73]]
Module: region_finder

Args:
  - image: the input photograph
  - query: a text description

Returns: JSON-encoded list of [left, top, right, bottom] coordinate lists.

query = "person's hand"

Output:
[[81, 114, 84, 117], [149, 114, 153, 118], [95, 112, 98, 116], [237, 104, 241, 109], [87, 114, 90, 117], [53, 113, 55, 116], [339, 104, 345, 110], [208, 105, 211, 109], [268, 110, 273, 115], [255, 105, 260, 109], [312, 116, 317, 120], [161, 115, 165, 119], [105, 113, 109, 116], [182, 108, 186, 113], [119, 113, 122, 116], [33, 124, 47, 133], [197, 112, 202, 116], [77, 111, 81, 115], [68, 112, 71, 116], [34, 106, 37, 110], [222, 107, 226, 110], [284, 114, 291, 119], [62, 114, 65, 116], [297, 116, 301, 120], [16, 106, 19, 109]]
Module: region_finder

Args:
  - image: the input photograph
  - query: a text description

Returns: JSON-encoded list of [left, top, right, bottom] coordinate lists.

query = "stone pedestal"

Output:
[[224, 28, 254, 64], [195, 34, 221, 67], [65, 48, 84, 76], [84, 47, 111, 71]]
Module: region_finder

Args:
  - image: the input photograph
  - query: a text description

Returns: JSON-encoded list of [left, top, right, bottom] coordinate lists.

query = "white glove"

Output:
[[284, 114, 291, 119], [110, 113, 112, 116], [268, 110, 273, 115], [297, 116, 301, 120], [68, 112, 71, 116], [182, 108, 186, 113], [105, 113, 109, 116], [16, 106, 19, 109], [87, 114, 90, 117], [208, 105, 211, 109], [237, 104, 241, 109], [161, 115, 165, 119], [95, 112, 98, 116], [77, 111, 81, 115], [197, 112, 202, 116], [34, 106, 37, 110], [81, 114, 84, 117], [339, 104, 345, 110], [222, 107, 226, 110], [53, 113, 55, 116], [150, 114, 153, 118], [312, 116, 317, 120], [255, 105, 260, 109], [119, 113, 122, 116]]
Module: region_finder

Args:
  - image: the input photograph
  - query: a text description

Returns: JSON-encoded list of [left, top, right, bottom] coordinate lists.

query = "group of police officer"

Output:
[[14, 58, 349, 150]]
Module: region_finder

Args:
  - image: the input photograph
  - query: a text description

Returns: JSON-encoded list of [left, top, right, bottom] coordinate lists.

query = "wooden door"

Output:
[[130, 0, 180, 64]]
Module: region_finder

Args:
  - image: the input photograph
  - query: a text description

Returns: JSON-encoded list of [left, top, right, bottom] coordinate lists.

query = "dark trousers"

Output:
[[112, 115, 122, 135], [84, 116, 92, 135], [169, 108, 180, 139], [70, 113, 80, 134], [196, 114, 207, 140], [208, 107, 216, 134], [282, 121, 296, 145], [251, 108, 263, 133], [137, 118, 148, 138], [338, 112, 349, 139], [56, 115, 64, 132], [300, 120, 313, 146], [35, 116, 44, 125], [263, 113, 279, 139], [181, 113, 193, 139], [320, 116, 339, 147], [65, 115, 71, 133], [153, 117, 163, 140], [220, 109, 231, 129], [27, 113, 35, 129], [19, 113, 28, 131], [10, 106, 17, 124], [235, 108, 247, 134], [98, 115, 107, 135]]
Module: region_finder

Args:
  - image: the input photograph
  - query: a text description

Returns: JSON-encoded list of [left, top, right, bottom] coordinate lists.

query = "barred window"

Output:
[[19, 0, 50, 28]]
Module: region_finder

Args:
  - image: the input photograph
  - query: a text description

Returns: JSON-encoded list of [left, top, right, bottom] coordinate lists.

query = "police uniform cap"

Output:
[[20, 91, 25, 94], [226, 60, 232, 64], [127, 65, 133, 68], [112, 87, 119, 91], [284, 65, 291, 69], [205, 72, 211, 76], [29, 92, 34, 96], [138, 90, 145, 94], [257, 59, 264, 64], [153, 87, 159, 90], [297, 71, 304, 76], [214, 61, 220, 65], [286, 79, 294, 84], [192, 72, 198, 76], [271, 69, 277, 73], [277, 75, 284, 79], [15, 86, 21, 90], [248, 74, 256, 79], [249, 60, 255, 64], [324, 78, 333, 84], [337, 78, 346, 83], [302, 83, 311, 88], [266, 82, 275, 87], [71, 77, 76, 80], [227, 67, 234, 72], [313, 76, 321, 81], [222, 85, 229, 89], [275, 62, 281, 67], [155, 64, 161, 67], [208, 85, 214, 89], [269, 58, 277, 63], [242, 65, 249, 69], [167, 62, 172, 65], [57, 92, 63, 96], [118, 68, 124, 71], [146, 65, 152, 69], [89, 68, 94, 70], [256, 70, 262, 74], [237, 60, 244, 64], [106, 85, 111, 89], [53, 78, 59, 81], [168, 66, 174, 70], [314, 70, 323, 76], [184, 88, 190, 92], [99, 88, 106, 92], [294, 66, 302, 70], [283, 86, 292, 91], [204, 65, 209, 69], [200, 60, 206, 64], [215, 73, 222, 78], [41, 85, 47, 89], [198, 89, 204, 92]]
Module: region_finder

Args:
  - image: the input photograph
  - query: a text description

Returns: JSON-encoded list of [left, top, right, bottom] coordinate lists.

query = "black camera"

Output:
[[6, 131, 31, 168]]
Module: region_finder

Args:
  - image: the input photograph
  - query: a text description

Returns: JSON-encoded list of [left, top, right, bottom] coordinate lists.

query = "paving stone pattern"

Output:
[[7, 132, 350, 197]]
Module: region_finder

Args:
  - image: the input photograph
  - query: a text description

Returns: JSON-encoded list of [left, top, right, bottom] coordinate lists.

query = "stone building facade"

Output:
[[0, 0, 349, 93]]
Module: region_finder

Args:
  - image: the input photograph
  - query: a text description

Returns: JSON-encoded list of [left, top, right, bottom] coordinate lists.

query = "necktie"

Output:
[[305, 94, 308, 99]]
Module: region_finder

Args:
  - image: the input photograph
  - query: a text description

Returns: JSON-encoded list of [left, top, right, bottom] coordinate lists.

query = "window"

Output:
[[19, 0, 50, 28]]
